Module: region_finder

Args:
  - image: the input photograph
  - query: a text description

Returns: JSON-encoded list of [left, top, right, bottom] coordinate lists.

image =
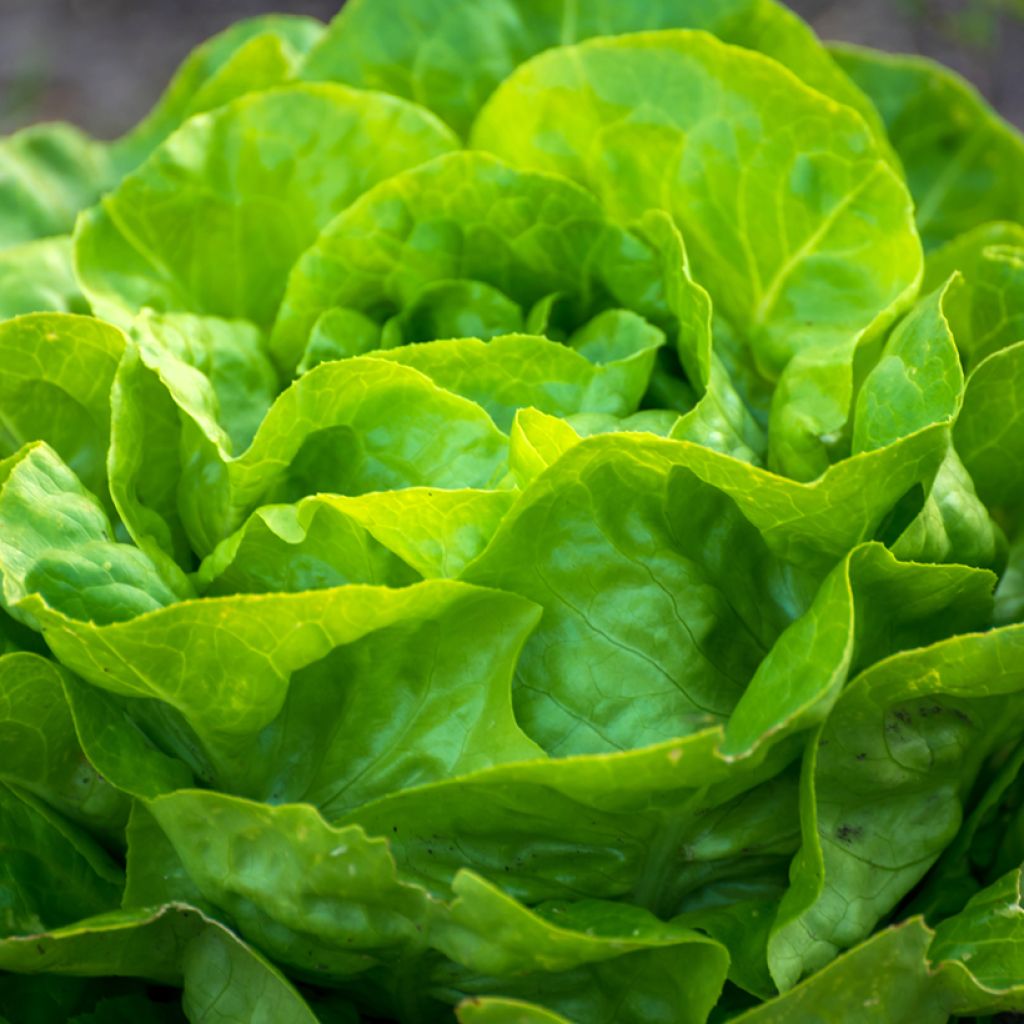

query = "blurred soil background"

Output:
[[0, 0, 1022, 139]]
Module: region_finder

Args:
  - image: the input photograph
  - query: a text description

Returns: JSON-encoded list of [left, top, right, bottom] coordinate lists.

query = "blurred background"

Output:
[[1, 0, 1022, 139]]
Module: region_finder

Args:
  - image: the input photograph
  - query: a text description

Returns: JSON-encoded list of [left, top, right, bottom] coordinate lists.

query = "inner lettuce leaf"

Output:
[[270, 150, 683, 374], [471, 30, 922, 480], [2, 2, 1024, 1021]]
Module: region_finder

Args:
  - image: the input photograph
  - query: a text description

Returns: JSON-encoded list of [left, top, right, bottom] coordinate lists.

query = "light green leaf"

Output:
[[199, 487, 514, 595], [111, 15, 325, 174], [271, 151, 678, 376], [0, 238, 87, 320], [370, 327, 661, 431], [832, 44, 1024, 250], [473, 31, 921, 478], [0, 902, 323, 1023], [75, 84, 457, 329], [129, 310, 278, 456], [60, 675, 196, 802], [302, 0, 886, 144], [735, 920, 949, 1023], [13, 579, 540, 801], [956, 341, 1024, 511], [930, 867, 1024, 1015], [0, 314, 125, 507], [186, 356, 509, 555], [0, 443, 183, 629], [464, 434, 797, 755], [853, 282, 963, 454], [147, 791, 436, 979], [0, 124, 113, 250]]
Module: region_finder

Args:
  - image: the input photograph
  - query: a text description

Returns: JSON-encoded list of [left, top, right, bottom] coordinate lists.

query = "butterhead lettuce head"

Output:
[[1, 2, 1024, 1022]]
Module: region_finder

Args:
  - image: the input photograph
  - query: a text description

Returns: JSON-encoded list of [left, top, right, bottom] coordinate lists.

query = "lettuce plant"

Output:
[[1, 2, 1023, 1021]]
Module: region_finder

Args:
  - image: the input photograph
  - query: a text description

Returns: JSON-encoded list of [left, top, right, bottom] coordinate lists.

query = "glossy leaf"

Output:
[[75, 85, 457, 328]]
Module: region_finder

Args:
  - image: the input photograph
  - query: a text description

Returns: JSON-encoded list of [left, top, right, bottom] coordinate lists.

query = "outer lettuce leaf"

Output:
[[300, 0, 886, 145], [110, 15, 325, 174], [436, 874, 728, 1024], [0, 314, 125, 508], [0, 783, 122, 937], [832, 44, 1024, 250], [472, 31, 922, 480], [145, 790, 730, 1022], [75, 84, 457, 329], [0, 124, 113, 250], [464, 430, 982, 758], [11, 580, 541, 803], [341, 729, 801, 916], [853, 277, 1001, 569], [0, 652, 128, 843], [768, 625, 1024, 989], [930, 867, 1024, 1015], [0, 238, 87, 320], [0, 902, 324, 1023], [734, 919, 950, 1023]]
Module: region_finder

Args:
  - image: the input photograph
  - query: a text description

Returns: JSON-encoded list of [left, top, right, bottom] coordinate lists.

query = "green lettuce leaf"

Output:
[[0, 238, 88, 320], [0, 314, 125, 508], [301, 0, 885, 144], [110, 15, 325, 174], [75, 84, 457, 329], [472, 31, 922, 480], [832, 44, 1024, 251], [0, 902, 324, 1023], [0, 652, 128, 843], [271, 151, 679, 376], [0, 124, 113, 250], [769, 624, 1024, 988]]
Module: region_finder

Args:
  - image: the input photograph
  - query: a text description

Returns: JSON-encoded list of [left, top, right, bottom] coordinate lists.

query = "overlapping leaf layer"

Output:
[[1, 2, 1023, 1021]]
